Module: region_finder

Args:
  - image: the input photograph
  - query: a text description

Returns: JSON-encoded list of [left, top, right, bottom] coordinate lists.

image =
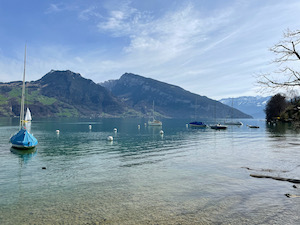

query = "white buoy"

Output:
[[160, 130, 164, 135], [89, 124, 92, 130], [107, 136, 113, 141], [186, 124, 189, 128], [138, 125, 140, 129], [144, 123, 147, 127], [56, 130, 60, 134], [113, 128, 117, 132]]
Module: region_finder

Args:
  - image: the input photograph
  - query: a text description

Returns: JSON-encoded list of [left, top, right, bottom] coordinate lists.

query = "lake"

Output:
[[0, 118, 299, 224]]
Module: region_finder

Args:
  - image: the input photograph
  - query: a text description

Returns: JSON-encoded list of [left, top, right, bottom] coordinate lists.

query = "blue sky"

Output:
[[1, 0, 300, 99]]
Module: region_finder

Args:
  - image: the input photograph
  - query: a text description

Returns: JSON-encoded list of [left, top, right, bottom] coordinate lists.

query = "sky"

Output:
[[1, 0, 300, 100]]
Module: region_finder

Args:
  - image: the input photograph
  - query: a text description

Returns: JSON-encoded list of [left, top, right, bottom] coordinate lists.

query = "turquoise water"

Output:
[[0, 118, 299, 224]]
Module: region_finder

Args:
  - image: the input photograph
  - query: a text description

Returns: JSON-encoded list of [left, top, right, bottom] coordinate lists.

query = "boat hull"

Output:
[[210, 124, 227, 130], [148, 120, 162, 126], [189, 121, 207, 128], [11, 144, 36, 150], [224, 121, 243, 126]]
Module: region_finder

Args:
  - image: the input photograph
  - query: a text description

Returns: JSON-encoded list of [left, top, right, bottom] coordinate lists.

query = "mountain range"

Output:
[[219, 96, 271, 119], [0, 70, 252, 119]]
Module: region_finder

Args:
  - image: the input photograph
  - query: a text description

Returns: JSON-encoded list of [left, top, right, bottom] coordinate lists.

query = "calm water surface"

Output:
[[0, 118, 299, 224]]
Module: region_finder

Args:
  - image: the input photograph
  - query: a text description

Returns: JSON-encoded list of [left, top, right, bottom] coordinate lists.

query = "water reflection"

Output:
[[266, 121, 291, 135], [10, 147, 37, 164]]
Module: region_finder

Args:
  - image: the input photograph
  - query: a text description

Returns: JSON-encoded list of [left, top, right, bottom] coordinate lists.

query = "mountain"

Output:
[[219, 96, 271, 119], [0, 70, 135, 118], [101, 73, 252, 119]]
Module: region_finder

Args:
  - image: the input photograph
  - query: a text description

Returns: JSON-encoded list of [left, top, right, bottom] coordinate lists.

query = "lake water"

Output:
[[0, 118, 299, 224]]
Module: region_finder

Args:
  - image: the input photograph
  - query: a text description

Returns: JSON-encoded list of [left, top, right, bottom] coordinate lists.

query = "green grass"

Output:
[[56, 108, 79, 117], [8, 88, 21, 98], [0, 94, 8, 105], [25, 90, 57, 105]]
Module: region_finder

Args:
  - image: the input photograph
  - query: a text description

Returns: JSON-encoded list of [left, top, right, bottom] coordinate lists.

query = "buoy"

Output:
[[144, 123, 147, 127], [160, 130, 164, 135], [186, 124, 189, 128], [56, 130, 60, 134], [113, 128, 117, 132], [138, 125, 140, 129], [89, 124, 92, 130], [107, 136, 113, 141]]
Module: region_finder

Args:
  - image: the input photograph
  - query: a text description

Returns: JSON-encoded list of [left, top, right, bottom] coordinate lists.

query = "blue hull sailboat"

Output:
[[10, 128, 38, 149], [189, 121, 207, 128], [10, 45, 38, 149]]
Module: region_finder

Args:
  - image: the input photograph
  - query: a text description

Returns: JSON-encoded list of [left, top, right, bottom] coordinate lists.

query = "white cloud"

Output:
[[3, 0, 300, 99], [79, 6, 102, 21]]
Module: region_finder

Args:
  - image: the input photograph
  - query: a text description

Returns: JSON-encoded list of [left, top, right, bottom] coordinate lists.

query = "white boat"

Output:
[[148, 120, 162, 126], [224, 121, 243, 126], [148, 101, 162, 126], [9, 45, 38, 149]]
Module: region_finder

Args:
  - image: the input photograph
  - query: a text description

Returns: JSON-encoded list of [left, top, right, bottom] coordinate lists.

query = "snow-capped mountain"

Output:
[[219, 96, 271, 118]]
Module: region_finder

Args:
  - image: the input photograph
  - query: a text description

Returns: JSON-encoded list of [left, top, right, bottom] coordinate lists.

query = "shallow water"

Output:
[[0, 118, 299, 224]]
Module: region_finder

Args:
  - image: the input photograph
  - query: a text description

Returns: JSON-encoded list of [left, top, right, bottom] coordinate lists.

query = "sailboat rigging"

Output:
[[224, 98, 243, 126], [189, 97, 207, 128], [148, 101, 162, 126], [9, 45, 38, 149]]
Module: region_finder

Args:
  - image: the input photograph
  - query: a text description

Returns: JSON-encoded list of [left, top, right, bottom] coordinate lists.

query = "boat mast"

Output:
[[152, 101, 154, 120], [19, 45, 26, 129]]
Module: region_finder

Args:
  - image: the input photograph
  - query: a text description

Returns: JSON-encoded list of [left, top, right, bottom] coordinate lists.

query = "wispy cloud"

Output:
[[3, 0, 300, 99], [46, 3, 65, 14], [79, 6, 103, 21]]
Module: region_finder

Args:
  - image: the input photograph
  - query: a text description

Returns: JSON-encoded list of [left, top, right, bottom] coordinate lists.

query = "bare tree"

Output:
[[258, 29, 300, 91]]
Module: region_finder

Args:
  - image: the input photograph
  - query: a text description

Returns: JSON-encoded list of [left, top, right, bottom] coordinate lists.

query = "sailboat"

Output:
[[210, 101, 227, 130], [148, 101, 162, 126], [189, 98, 207, 128], [224, 98, 243, 126], [9, 45, 38, 149]]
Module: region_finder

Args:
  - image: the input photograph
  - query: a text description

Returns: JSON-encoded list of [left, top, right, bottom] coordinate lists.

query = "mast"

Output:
[[152, 101, 154, 120], [19, 45, 26, 129]]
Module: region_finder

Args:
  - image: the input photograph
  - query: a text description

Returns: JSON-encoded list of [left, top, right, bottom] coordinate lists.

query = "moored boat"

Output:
[[9, 45, 38, 149], [148, 101, 162, 126], [224, 121, 243, 126], [210, 124, 227, 130], [189, 121, 207, 128]]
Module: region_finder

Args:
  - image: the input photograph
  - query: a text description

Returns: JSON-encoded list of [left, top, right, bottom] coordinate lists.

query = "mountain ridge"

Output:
[[0, 70, 252, 119], [219, 96, 271, 118], [101, 73, 252, 119]]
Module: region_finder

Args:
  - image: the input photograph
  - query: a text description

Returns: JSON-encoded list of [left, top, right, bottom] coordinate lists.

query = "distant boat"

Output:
[[148, 101, 162, 126], [24, 108, 32, 122], [210, 101, 227, 130], [224, 121, 243, 126], [210, 124, 227, 130], [189, 98, 207, 128], [9, 45, 38, 150], [189, 121, 207, 128], [247, 125, 259, 128], [224, 98, 242, 126]]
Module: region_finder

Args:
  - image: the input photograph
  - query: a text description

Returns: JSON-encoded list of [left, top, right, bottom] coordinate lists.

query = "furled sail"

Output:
[[24, 108, 32, 121]]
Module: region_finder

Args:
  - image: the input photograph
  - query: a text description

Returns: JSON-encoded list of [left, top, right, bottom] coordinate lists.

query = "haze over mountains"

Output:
[[0, 70, 252, 119], [219, 96, 271, 119]]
